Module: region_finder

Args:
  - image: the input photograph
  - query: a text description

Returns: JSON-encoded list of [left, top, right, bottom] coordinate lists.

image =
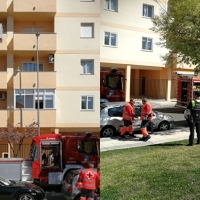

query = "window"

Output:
[[80, 60, 94, 74], [80, 23, 94, 38], [142, 37, 153, 51], [108, 106, 123, 117], [81, 96, 94, 110], [143, 4, 153, 18], [80, 0, 94, 1], [104, 32, 117, 47], [15, 89, 55, 109], [22, 27, 43, 33], [22, 62, 43, 71], [78, 140, 98, 155], [104, 0, 118, 12]]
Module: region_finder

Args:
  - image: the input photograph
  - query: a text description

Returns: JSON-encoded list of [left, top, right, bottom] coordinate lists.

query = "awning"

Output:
[[172, 71, 195, 79]]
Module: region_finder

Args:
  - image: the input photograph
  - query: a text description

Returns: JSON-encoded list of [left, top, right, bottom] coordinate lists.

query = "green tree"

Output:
[[151, 0, 200, 73]]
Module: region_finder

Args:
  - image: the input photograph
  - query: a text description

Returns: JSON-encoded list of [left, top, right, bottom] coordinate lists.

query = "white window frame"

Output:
[[142, 4, 154, 18], [80, 0, 94, 1], [80, 60, 94, 75], [22, 62, 44, 72], [80, 23, 94, 38], [81, 96, 94, 110], [14, 89, 55, 109], [104, 0, 118, 12], [142, 37, 153, 51], [104, 31, 117, 47]]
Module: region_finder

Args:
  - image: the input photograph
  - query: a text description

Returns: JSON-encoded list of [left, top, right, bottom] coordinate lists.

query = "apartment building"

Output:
[[0, 0, 100, 144], [100, 0, 195, 101]]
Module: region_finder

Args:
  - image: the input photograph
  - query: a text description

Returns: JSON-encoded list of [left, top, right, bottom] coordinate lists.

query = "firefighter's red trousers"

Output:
[[120, 125, 133, 135]]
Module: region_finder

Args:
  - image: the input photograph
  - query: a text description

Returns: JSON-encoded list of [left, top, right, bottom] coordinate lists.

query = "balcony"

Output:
[[13, 0, 56, 13], [13, 109, 56, 127], [13, 33, 56, 52], [13, 71, 56, 89], [0, 34, 7, 51], [0, 110, 8, 127], [0, 71, 7, 89], [0, 0, 7, 12]]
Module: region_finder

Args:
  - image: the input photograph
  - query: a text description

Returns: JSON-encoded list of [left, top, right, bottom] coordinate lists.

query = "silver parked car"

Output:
[[62, 169, 81, 200], [100, 102, 174, 137]]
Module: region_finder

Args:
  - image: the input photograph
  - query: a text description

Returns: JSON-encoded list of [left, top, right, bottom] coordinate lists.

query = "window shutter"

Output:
[[81, 24, 93, 38]]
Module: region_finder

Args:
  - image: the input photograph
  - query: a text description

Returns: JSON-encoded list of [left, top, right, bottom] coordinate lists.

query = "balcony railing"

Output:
[[0, 34, 7, 51], [13, 109, 56, 127], [13, 33, 56, 51], [13, 71, 56, 89], [0, 71, 7, 89], [0, 0, 7, 12], [13, 0, 56, 13]]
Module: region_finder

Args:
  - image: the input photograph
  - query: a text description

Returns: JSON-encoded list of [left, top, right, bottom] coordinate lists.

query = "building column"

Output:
[[125, 65, 131, 101], [166, 68, 172, 101]]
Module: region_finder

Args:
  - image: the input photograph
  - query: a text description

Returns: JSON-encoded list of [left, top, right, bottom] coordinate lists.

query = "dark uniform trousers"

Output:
[[189, 121, 200, 144]]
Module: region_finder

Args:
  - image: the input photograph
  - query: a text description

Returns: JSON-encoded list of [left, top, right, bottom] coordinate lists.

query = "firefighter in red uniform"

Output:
[[139, 98, 152, 141], [77, 163, 97, 200], [120, 98, 137, 138]]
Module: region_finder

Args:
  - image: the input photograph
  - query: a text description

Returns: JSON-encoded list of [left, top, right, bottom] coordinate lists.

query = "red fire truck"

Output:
[[29, 132, 100, 185], [176, 73, 200, 107], [100, 68, 125, 102]]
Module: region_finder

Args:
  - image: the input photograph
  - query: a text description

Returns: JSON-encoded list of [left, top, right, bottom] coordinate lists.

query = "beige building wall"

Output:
[[55, 0, 100, 131], [0, 0, 100, 137], [100, 0, 194, 100]]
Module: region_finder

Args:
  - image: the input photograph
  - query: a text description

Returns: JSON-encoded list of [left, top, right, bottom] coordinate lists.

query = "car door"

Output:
[[0, 183, 14, 200], [107, 106, 124, 131]]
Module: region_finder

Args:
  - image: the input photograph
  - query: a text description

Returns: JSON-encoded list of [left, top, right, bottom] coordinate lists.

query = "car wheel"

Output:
[[100, 126, 116, 137], [158, 121, 170, 131], [17, 193, 35, 200]]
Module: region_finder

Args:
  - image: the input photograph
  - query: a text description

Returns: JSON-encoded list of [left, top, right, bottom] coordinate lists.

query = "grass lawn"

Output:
[[101, 139, 200, 200]]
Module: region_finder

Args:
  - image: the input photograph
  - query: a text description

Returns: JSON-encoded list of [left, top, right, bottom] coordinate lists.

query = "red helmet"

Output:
[[76, 182, 83, 189]]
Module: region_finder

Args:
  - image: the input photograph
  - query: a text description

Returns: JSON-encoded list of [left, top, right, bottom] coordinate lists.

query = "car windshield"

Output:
[[0, 176, 12, 186]]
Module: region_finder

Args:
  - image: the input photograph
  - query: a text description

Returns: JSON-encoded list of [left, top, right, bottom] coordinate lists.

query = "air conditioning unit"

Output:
[[48, 54, 54, 63], [2, 152, 9, 158], [0, 92, 5, 100]]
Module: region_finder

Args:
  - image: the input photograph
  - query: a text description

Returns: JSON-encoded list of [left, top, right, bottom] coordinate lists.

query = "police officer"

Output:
[[186, 91, 200, 146]]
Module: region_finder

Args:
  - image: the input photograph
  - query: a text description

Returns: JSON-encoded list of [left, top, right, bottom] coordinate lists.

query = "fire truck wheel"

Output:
[[74, 194, 81, 200], [101, 126, 115, 137], [158, 121, 170, 131], [17, 193, 35, 200]]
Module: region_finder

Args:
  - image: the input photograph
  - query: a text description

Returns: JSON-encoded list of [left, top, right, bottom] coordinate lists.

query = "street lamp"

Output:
[[36, 33, 40, 135]]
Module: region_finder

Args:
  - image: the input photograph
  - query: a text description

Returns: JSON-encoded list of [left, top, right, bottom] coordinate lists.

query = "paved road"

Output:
[[42, 185, 65, 200]]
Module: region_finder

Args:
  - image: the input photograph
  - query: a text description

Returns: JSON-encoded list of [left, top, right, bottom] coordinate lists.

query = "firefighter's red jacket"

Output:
[[78, 168, 97, 190], [122, 103, 135, 121], [140, 102, 152, 120]]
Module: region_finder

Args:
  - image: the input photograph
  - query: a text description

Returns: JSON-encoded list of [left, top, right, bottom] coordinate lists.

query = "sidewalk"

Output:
[[135, 98, 177, 109], [100, 130, 192, 152]]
